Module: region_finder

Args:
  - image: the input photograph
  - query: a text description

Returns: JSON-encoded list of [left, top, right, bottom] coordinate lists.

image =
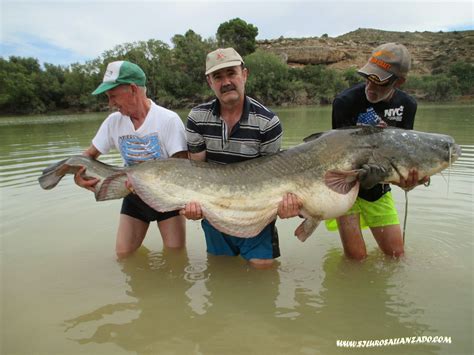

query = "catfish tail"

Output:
[[38, 158, 81, 190]]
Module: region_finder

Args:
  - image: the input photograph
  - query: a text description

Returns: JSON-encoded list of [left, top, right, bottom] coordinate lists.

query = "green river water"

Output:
[[0, 104, 473, 355]]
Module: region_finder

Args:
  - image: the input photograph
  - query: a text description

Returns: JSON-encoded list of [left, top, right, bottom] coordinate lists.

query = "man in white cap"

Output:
[[181, 48, 301, 268], [327, 43, 428, 260], [74, 60, 188, 258]]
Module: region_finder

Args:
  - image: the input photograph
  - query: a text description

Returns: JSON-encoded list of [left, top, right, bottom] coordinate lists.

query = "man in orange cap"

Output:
[[328, 43, 427, 260]]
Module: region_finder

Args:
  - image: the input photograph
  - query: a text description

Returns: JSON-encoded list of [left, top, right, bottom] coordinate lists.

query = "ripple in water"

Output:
[[184, 262, 209, 282]]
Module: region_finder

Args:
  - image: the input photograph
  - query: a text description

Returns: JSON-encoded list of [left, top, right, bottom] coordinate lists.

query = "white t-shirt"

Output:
[[92, 100, 186, 166]]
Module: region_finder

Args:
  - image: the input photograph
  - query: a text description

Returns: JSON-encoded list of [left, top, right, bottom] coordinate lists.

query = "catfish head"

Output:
[[353, 127, 462, 188], [317, 127, 462, 193]]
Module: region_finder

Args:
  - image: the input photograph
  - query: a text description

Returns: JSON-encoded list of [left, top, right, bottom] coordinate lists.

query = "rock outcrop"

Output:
[[257, 28, 474, 75]]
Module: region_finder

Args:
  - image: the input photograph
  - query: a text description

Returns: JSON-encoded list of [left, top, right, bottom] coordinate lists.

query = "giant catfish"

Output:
[[38, 127, 461, 241]]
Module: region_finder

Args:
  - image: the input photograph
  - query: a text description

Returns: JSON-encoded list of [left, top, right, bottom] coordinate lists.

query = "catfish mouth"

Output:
[[450, 143, 462, 164], [387, 142, 462, 183]]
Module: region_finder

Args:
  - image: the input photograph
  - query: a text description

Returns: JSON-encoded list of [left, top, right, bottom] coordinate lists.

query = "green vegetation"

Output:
[[403, 61, 473, 101], [1, 19, 472, 115], [245, 50, 289, 104], [217, 18, 259, 56]]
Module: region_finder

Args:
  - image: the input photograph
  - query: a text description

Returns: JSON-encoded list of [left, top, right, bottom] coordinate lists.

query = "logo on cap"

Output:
[[205, 47, 244, 75], [369, 56, 392, 71]]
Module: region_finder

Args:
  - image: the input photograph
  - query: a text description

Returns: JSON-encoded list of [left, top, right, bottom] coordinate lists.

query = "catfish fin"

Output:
[[294, 217, 321, 242], [96, 171, 130, 201], [303, 132, 325, 142], [358, 164, 390, 189], [324, 170, 359, 194]]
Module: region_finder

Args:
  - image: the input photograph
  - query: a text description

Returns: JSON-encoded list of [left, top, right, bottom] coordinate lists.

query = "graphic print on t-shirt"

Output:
[[383, 105, 404, 122], [357, 107, 381, 126], [119, 133, 162, 166]]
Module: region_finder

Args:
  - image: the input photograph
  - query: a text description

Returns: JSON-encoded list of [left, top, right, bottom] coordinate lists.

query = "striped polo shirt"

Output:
[[186, 96, 283, 164]]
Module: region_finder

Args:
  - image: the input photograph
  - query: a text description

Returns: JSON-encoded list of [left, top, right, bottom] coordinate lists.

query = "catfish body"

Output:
[[38, 127, 461, 241]]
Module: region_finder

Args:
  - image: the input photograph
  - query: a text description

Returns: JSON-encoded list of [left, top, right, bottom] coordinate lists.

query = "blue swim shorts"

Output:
[[201, 219, 280, 260], [121, 193, 180, 223], [325, 192, 400, 231]]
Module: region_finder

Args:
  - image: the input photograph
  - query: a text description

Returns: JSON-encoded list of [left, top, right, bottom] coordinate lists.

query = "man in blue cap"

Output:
[[75, 60, 188, 258]]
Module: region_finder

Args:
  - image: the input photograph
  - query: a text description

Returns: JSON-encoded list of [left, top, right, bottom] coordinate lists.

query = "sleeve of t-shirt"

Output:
[[260, 115, 283, 155], [162, 113, 187, 157], [332, 97, 354, 129], [402, 98, 417, 130], [186, 110, 206, 154], [91, 115, 114, 154]]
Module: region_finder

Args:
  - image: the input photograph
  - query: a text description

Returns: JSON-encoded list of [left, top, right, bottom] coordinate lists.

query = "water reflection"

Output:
[[313, 249, 439, 354], [64, 247, 194, 352], [63, 246, 444, 354], [248, 249, 443, 354], [64, 248, 282, 354]]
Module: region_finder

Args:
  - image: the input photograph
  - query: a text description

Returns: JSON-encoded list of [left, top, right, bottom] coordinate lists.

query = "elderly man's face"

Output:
[[207, 65, 248, 106], [106, 85, 137, 116]]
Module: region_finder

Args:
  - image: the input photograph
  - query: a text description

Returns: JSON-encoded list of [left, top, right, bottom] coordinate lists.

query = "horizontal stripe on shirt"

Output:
[[186, 96, 282, 164]]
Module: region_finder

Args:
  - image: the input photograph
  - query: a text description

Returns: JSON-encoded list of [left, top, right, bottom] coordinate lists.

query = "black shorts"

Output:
[[121, 193, 180, 223]]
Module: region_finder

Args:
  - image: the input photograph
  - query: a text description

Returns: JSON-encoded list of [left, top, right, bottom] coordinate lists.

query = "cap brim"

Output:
[[91, 82, 120, 95], [357, 62, 393, 82], [205, 60, 243, 75]]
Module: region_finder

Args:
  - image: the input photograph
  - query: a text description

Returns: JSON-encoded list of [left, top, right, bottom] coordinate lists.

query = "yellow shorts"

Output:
[[325, 192, 400, 231]]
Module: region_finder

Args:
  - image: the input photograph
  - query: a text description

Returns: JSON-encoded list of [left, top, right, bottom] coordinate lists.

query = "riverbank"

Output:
[[2, 97, 473, 119]]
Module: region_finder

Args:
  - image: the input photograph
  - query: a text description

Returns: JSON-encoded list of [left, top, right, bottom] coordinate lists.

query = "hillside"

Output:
[[257, 28, 474, 75]]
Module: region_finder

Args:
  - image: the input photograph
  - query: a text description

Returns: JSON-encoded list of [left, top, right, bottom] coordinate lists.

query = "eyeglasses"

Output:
[[365, 74, 398, 87]]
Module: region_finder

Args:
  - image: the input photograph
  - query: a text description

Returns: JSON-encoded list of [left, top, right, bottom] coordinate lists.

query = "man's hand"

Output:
[[394, 169, 430, 191], [74, 167, 99, 192], [124, 180, 135, 193], [180, 201, 203, 220], [277, 193, 302, 219]]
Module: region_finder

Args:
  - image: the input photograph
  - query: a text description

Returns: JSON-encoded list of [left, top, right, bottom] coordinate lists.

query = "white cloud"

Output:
[[2, 0, 473, 64]]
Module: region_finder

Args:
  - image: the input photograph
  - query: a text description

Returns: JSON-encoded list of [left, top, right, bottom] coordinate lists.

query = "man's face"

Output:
[[364, 77, 398, 103], [106, 85, 136, 116], [207, 65, 248, 106]]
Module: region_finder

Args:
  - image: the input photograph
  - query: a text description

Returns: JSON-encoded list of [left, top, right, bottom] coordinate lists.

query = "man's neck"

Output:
[[130, 98, 151, 128], [219, 97, 244, 126], [382, 88, 397, 103]]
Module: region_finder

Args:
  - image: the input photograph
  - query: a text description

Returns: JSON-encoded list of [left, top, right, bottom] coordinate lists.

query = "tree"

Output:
[[100, 39, 173, 102], [216, 18, 258, 56], [8, 56, 41, 75], [166, 30, 214, 104], [448, 61, 474, 95], [245, 50, 289, 104], [62, 60, 102, 111], [289, 65, 346, 104], [404, 74, 460, 101], [342, 67, 364, 88], [34, 63, 67, 110], [0, 57, 45, 113]]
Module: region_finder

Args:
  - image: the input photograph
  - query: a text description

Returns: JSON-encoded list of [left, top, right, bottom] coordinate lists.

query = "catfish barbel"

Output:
[[38, 127, 461, 241]]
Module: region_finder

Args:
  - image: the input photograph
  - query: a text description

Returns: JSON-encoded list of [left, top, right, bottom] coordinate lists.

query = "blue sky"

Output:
[[2, 0, 473, 66]]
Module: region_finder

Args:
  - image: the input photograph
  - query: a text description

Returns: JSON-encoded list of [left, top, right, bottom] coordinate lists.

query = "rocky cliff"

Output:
[[257, 28, 474, 75]]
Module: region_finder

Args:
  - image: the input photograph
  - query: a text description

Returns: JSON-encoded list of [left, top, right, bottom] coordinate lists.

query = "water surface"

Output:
[[1, 104, 473, 354]]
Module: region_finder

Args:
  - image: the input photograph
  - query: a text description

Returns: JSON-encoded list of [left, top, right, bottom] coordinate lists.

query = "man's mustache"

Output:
[[221, 85, 236, 94]]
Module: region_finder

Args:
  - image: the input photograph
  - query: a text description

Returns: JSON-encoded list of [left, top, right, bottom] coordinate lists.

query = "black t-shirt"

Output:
[[332, 82, 417, 201]]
